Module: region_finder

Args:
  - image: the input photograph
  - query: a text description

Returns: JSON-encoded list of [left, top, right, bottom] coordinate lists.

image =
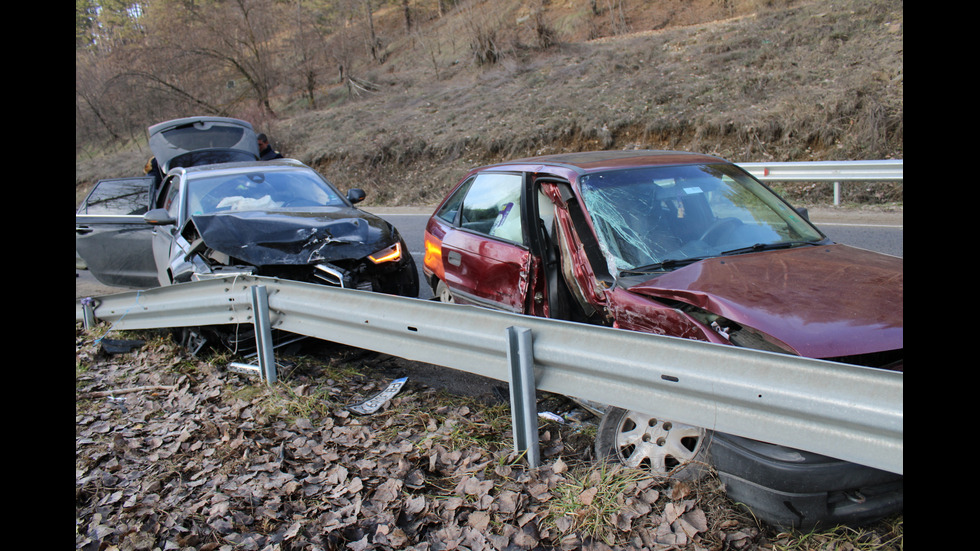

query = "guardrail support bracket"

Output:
[[81, 297, 96, 329], [251, 285, 277, 385], [506, 326, 540, 469]]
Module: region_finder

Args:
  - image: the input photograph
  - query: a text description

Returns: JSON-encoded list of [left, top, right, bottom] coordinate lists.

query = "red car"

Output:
[[423, 150, 902, 529]]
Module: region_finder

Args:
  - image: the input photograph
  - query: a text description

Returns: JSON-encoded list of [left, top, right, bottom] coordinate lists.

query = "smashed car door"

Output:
[[440, 172, 534, 313], [536, 180, 612, 323], [76, 177, 160, 288]]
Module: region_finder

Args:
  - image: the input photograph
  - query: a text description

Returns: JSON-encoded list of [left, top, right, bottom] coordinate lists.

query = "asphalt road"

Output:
[[76, 206, 903, 301]]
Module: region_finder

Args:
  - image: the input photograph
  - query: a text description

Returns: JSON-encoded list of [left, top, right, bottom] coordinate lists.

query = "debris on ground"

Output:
[[76, 327, 902, 550]]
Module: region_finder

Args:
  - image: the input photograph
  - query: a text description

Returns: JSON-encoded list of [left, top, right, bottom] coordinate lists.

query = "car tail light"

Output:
[[368, 242, 402, 264], [423, 231, 444, 279]]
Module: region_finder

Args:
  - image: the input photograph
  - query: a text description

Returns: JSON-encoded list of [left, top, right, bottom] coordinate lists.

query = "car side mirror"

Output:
[[348, 188, 366, 204], [144, 208, 176, 225], [795, 207, 810, 222]]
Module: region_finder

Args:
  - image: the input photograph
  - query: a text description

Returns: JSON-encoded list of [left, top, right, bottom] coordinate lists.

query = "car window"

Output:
[[158, 175, 182, 219], [435, 176, 474, 224], [458, 173, 525, 244], [79, 178, 152, 215]]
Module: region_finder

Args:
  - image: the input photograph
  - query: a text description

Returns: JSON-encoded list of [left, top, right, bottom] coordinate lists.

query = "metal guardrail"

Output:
[[738, 160, 903, 206], [76, 275, 903, 475]]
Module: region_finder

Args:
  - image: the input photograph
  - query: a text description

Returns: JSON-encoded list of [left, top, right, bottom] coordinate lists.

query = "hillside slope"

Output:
[[75, 0, 902, 207]]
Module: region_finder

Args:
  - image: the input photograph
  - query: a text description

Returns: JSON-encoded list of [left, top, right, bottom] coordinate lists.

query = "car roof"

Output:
[[481, 150, 729, 175]]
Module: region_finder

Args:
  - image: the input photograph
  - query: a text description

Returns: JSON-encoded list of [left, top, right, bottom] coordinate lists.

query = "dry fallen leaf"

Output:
[[671, 479, 693, 500], [578, 486, 599, 506], [467, 511, 491, 531], [75, 329, 783, 550]]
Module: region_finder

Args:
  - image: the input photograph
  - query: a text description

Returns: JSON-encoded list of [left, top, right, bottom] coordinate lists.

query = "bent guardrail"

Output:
[[76, 275, 903, 475]]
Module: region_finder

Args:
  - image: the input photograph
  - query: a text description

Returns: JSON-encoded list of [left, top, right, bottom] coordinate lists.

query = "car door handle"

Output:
[[447, 250, 462, 267], [75, 226, 94, 235]]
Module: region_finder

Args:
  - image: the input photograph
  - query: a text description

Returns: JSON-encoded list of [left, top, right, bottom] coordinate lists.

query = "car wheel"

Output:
[[435, 279, 454, 303], [396, 248, 420, 298], [595, 407, 711, 480]]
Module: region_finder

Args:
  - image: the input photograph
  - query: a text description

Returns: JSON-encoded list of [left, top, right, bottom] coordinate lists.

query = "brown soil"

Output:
[[75, 0, 903, 209]]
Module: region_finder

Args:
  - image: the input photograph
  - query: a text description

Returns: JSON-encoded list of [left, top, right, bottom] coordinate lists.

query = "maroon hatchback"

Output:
[[423, 150, 902, 529]]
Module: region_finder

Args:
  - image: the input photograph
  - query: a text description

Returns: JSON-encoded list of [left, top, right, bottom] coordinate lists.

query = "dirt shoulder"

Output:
[[803, 205, 903, 226]]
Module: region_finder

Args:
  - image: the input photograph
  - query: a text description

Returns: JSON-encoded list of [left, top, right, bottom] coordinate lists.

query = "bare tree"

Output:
[[76, 51, 123, 144], [291, 0, 324, 108], [76, 0, 419, 149], [363, 0, 386, 63], [145, 0, 285, 118], [402, 0, 413, 32]]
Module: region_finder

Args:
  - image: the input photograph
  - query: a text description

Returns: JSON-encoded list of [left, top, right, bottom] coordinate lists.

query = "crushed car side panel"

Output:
[[604, 287, 728, 343], [440, 228, 533, 313]]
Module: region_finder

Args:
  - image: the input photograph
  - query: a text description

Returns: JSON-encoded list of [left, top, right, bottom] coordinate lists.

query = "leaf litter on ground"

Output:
[[76, 326, 901, 550]]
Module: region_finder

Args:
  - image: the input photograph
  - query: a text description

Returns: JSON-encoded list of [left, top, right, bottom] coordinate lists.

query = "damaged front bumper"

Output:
[[189, 261, 375, 292], [191, 256, 413, 295], [314, 262, 373, 291]]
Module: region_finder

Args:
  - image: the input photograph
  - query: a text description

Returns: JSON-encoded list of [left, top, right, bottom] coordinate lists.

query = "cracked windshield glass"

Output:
[[580, 164, 824, 276]]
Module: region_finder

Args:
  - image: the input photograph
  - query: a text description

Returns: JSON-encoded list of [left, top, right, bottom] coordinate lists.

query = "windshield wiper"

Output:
[[619, 241, 823, 276], [619, 256, 710, 276], [720, 241, 820, 256]]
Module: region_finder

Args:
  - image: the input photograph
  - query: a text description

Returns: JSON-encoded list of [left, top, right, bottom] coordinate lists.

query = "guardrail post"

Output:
[[251, 285, 277, 385], [81, 297, 96, 329], [506, 326, 540, 469]]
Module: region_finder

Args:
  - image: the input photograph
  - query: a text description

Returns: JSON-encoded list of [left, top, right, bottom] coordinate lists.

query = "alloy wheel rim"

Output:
[[613, 411, 705, 474]]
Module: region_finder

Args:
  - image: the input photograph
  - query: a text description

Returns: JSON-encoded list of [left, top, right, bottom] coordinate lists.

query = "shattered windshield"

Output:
[[187, 168, 347, 216], [579, 164, 824, 276]]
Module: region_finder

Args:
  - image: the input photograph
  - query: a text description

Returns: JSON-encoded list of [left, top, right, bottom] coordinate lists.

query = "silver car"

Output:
[[76, 117, 418, 297]]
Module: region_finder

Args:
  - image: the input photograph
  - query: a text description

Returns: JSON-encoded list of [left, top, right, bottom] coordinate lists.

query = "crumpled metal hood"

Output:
[[191, 208, 395, 266], [625, 244, 903, 359]]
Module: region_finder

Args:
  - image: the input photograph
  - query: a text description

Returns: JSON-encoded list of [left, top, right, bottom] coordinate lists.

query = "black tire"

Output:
[[595, 406, 711, 480], [378, 241, 419, 298], [396, 249, 420, 298]]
